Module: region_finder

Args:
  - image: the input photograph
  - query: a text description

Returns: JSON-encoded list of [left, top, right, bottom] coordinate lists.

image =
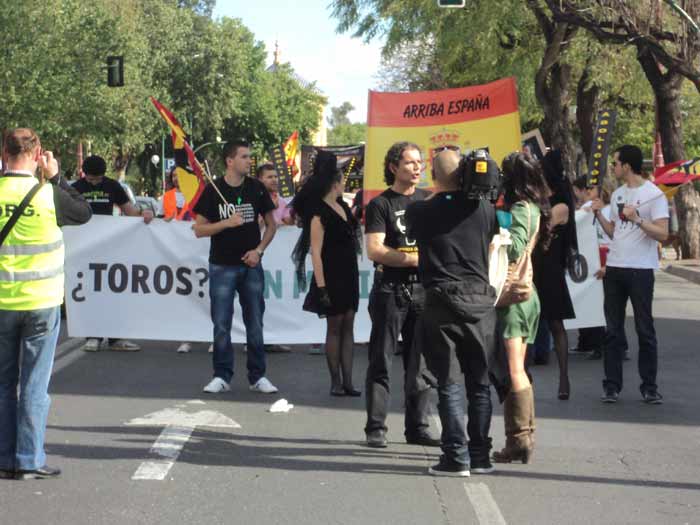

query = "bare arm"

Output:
[[120, 201, 154, 224], [634, 216, 669, 242], [549, 203, 569, 228], [310, 216, 326, 287], [192, 212, 243, 238], [591, 199, 615, 239], [365, 232, 418, 267]]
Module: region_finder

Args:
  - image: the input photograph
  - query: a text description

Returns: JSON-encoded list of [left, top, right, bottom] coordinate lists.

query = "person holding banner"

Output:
[[532, 150, 577, 400], [256, 163, 294, 226], [193, 140, 279, 395], [291, 151, 362, 396], [492, 153, 550, 465], [363, 142, 439, 449], [592, 145, 669, 405]]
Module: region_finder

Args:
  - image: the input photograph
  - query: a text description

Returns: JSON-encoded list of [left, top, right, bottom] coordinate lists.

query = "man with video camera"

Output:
[[406, 148, 499, 477]]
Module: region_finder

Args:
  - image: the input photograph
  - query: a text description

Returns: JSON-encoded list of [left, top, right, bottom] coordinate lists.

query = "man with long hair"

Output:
[[363, 142, 439, 448]]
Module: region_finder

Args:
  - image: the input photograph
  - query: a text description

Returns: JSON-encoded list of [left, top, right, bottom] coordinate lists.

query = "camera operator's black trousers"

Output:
[[364, 281, 432, 438], [419, 281, 497, 465]]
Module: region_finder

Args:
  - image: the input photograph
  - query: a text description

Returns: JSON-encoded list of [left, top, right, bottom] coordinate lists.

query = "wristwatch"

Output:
[[255, 248, 264, 258]]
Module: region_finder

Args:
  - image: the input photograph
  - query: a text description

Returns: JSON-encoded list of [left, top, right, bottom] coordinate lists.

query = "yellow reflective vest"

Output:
[[0, 174, 64, 311]]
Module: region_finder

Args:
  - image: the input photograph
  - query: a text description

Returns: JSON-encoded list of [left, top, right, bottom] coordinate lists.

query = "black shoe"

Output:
[[366, 429, 388, 448], [343, 387, 361, 397], [428, 456, 470, 477], [642, 390, 663, 405], [533, 353, 549, 366], [600, 389, 619, 404], [568, 346, 590, 355], [15, 465, 61, 480], [470, 458, 495, 474], [0, 469, 15, 480], [586, 349, 602, 360], [405, 432, 441, 447]]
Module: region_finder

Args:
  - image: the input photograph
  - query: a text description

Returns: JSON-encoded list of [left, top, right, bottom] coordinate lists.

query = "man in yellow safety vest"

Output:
[[0, 128, 92, 480]]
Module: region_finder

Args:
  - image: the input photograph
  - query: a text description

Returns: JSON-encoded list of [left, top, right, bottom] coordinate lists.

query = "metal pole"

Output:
[[161, 135, 166, 196], [663, 0, 700, 33]]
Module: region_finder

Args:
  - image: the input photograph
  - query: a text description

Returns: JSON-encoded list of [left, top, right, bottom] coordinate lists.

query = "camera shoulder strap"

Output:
[[0, 182, 45, 248]]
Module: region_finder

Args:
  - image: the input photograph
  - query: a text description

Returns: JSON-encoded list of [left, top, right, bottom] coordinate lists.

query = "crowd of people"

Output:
[[0, 128, 670, 480]]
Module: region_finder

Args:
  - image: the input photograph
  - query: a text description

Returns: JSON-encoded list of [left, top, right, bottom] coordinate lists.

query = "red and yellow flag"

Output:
[[365, 77, 522, 202], [150, 97, 206, 217], [283, 130, 300, 179]]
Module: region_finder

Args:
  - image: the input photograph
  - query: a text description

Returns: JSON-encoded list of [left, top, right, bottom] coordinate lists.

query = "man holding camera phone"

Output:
[[406, 149, 499, 477], [363, 141, 439, 449], [0, 128, 92, 480]]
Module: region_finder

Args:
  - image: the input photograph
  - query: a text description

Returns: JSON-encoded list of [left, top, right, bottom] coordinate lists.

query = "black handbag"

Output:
[[0, 183, 44, 247]]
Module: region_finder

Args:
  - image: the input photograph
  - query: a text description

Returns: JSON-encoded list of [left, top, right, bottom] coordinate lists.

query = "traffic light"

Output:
[[438, 0, 465, 6], [106, 55, 124, 87]]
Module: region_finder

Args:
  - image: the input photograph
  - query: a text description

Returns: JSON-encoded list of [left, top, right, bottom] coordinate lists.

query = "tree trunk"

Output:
[[576, 62, 599, 160]]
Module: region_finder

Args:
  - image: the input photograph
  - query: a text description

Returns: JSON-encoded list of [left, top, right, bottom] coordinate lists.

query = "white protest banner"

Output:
[[564, 210, 606, 330], [64, 216, 374, 343]]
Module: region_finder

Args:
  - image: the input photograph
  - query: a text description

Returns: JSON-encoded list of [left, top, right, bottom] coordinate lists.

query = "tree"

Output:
[[328, 102, 356, 127], [328, 123, 367, 145]]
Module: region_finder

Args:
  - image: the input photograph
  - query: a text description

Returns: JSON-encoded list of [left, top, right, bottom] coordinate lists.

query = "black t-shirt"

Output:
[[406, 191, 498, 288], [72, 177, 129, 215], [193, 176, 275, 265], [365, 188, 430, 281]]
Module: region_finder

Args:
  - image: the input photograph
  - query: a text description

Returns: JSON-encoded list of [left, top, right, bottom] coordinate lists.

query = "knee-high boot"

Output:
[[492, 386, 534, 464]]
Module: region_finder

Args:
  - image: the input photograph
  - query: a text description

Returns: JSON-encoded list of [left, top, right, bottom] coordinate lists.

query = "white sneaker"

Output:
[[243, 345, 248, 353], [249, 377, 278, 394], [203, 377, 231, 393], [208, 344, 214, 353], [176, 342, 192, 353], [83, 338, 101, 352], [108, 339, 141, 352]]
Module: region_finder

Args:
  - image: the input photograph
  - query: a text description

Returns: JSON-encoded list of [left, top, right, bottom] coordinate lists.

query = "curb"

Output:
[[664, 265, 700, 285]]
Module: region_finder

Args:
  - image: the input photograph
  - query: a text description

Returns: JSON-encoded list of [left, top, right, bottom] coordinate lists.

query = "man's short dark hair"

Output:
[[383, 142, 421, 186], [255, 162, 275, 178], [82, 155, 107, 176], [614, 145, 643, 174], [4, 128, 39, 158], [572, 175, 590, 190], [222, 140, 250, 162]]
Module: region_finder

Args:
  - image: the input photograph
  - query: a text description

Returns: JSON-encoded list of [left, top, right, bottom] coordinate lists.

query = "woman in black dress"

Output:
[[292, 151, 362, 396], [532, 150, 577, 400]]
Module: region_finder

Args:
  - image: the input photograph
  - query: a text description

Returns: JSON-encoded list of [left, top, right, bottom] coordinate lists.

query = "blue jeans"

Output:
[[603, 267, 658, 394], [209, 263, 266, 385], [0, 306, 60, 471]]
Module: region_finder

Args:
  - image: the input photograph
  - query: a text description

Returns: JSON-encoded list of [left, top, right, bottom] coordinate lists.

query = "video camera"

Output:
[[457, 148, 501, 202]]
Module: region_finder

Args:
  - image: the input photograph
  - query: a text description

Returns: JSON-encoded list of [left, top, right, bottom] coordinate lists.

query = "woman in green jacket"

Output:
[[493, 153, 552, 464]]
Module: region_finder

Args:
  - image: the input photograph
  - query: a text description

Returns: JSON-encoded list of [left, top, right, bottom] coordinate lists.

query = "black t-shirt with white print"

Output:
[[72, 176, 129, 215], [364, 187, 430, 281], [193, 176, 275, 266]]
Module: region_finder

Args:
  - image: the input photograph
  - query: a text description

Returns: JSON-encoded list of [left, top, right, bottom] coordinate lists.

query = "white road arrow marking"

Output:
[[125, 402, 240, 481]]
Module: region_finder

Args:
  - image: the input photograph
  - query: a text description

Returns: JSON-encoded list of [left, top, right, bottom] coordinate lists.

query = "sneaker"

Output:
[[366, 429, 388, 448], [586, 349, 602, 360], [14, 465, 61, 480], [568, 346, 590, 355], [623, 349, 631, 361], [0, 469, 14, 479], [428, 456, 470, 477], [249, 377, 278, 394], [243, 345, 248, 353], [308, 345, 323, 355], [405, 432, 441, 447], [470, 459, 495, 475], [642, 390, 663, 405], [203, 377, 231, 393], [266, 344, 292, 353], [83, 338, 101, 352], [176, 342, 192, 353], [208, 344, 213, 353], [601, 389, 619, 403], [108, 339, 141, 352]]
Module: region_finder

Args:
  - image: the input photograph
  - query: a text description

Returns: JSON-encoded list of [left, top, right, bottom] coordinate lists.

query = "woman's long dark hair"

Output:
[[540, 149, 578, 259], [290, 151, 342, 286], [501, 152, 552, 250]]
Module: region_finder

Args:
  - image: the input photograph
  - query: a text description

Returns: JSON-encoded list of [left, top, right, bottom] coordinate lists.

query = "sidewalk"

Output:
[[661, 258, 700, 285]]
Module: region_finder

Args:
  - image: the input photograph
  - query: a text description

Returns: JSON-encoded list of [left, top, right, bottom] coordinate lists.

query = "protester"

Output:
[[406, 149, 498, 476], [73, 154, 153, 352], [532, 150, 577, 400], [492, 152, 551, 465], [0, 128, 92, 480], [256, 163, 294, 226], [292, 151, 362, 396], [193, 140, 279, 394], [592, 145, 669, 404], [363, 141, 439, 449]]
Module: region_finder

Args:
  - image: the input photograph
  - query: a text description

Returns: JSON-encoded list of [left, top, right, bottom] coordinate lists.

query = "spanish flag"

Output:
[[150, 97, 206, 217], [283, 130, 300, 179], [364, 77, 522, 202]]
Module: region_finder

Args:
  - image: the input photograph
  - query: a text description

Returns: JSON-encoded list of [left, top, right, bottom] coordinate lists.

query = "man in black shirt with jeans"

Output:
[[364, 141, 439, 448], [193, 140, 278, 395], [407, 149, 498, 477]]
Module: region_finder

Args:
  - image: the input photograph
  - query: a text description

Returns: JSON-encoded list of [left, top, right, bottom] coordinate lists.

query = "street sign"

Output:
[[438, 0, 465, 6]]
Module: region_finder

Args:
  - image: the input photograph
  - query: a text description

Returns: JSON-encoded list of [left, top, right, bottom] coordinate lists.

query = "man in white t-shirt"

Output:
[[591, 145, 669, 405]]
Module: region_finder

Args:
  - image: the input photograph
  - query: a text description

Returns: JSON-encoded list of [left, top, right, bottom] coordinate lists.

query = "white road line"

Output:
[[131, 425, 194, 480], [464, 483, 508, 525]]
